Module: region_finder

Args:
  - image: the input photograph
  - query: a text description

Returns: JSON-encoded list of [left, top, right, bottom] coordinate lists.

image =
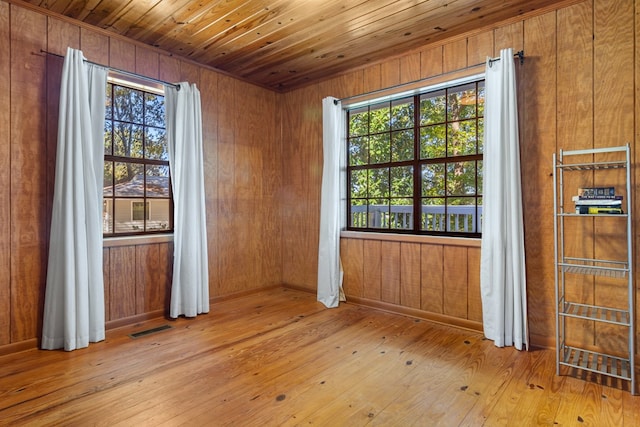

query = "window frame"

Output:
[[102, 74, 174, 238], [345, 75, 484, 238]]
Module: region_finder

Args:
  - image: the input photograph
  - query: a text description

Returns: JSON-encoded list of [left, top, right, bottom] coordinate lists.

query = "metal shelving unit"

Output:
[[553, 144, 635, 394]]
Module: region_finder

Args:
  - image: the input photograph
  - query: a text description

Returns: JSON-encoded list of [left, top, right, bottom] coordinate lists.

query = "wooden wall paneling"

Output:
[[592, 0, 634, 354], [103, 248, 111, 322], [520, 12, 557, 346], [161, 242, 173, 310], [108, 38, 136, 72], [362, 239, 382, 301], [280, 86, 322, 290], [556, 1, 595, 348], [180, 60, 201, 86], [0, 1, 10, 346], [420, 45, 443, 79], [467, 31, 494, 66], [494, 21, 524, 53], [257, 92, 282, 287], [443, 246, 467, 319], [215, 74, 237, 295], [363, 65, 382, 93], [443, 38, 467, 73], [79, 28, 109, 66], [234, 84, 267, 291], [399, 52, 421, 84], [400, 242, 421, 309], [380, 241, 400, 304], [158, 54, 181, 83], [467, 246, 482, 323], [319, 70, 364, 100], [108, 246, 137, 320], [135, 244, 166, 313], [421, 243, 443, 314], [135, 46, 159, 79], [341, 238, 363, 298], [10, 6, 48, 343], [199, 67, 220, 294], [380, 58, 401, 88]]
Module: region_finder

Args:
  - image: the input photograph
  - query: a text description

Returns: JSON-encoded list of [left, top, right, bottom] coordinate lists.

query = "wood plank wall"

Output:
[[281, 0, 639, 352], [0, 2, 282, 353]]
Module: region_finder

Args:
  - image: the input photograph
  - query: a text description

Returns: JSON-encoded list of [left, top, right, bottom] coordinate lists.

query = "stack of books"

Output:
[[573, 186, 623, 214]]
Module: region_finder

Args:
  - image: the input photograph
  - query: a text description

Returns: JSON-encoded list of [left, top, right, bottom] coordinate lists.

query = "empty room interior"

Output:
[[1, 0, 640, 425]]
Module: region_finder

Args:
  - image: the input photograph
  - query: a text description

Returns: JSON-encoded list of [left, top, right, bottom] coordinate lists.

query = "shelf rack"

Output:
[[553, 144, 635, 394]]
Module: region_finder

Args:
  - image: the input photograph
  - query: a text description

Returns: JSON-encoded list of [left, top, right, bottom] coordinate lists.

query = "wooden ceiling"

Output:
[[24, 0, 572, 91]]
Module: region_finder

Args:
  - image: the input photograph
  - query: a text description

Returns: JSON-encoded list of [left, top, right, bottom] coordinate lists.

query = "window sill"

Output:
[[103, 233, 173, 248], [340, 230, 481, 248]]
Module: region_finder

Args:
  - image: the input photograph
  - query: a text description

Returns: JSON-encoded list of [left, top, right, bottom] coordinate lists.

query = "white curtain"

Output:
[[165, 82, 210, 318], [317, 97, 346, 308], [480, 48, 529, 350], [42, 48, 107, 351]]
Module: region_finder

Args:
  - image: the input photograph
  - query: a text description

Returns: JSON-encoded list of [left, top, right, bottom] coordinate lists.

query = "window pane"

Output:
[[145, 127, 167, 160], [477, 118, 484, 153], [132, 201, 148, 221], [113, 86, 143, 123], [368, 198, 389, 229], [448, 83, 477, 121], [114, 162, 144, 196], [369, 133, 390, 164], [446, 161, 477, 196], [447, 198, 477, 233], [350, 199, 367, 228], [390, 198, 413, 230], [421, 163, 445, 197], [420, 124, 445, 159], [146, 165, 170, 198], [420, 90, 445, 125], [368, 167, 389, 198], [421, 198, 445, 231], [349, 136, 368, 166], [114, 198, 144, 234], [390, 166, 413, 197], [369, 102, 390, 133], [103, 162, 114, 195], [147, 199, 170, 231], [104, 121, 113, 155], [350, 169, 367, 198], [103, 199, 113, 234], [391, 97, 414, 130], [349, 106, 369, 136], [447, 120, 478, 157], [145, 93, 165, 127], [113, 122, 144, 158], [477, 160, 483, 194], [477, 82, 485, 117], [105, 84, 113, 120], [391, 130, 414, 162]]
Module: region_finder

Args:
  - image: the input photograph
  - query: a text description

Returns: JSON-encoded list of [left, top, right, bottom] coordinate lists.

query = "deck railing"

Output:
[[350, 204, 482, 233]]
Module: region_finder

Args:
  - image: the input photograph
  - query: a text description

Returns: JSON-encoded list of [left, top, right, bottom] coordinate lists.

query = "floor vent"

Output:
[[128, 324, 172, 339]]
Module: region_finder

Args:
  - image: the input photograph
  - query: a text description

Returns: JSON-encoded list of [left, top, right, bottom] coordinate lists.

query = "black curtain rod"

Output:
[[40, 49, 181, 90], [334, 50, 524, 105]]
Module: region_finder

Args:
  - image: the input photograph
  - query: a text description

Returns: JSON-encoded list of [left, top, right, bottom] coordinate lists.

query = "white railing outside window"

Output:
[[351, 205, 482, 233]]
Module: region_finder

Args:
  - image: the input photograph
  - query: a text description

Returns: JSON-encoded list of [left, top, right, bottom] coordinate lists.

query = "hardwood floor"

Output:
[[1, 287, 638, 426]]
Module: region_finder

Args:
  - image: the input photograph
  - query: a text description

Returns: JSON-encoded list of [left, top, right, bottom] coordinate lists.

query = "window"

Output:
[[103, 77, 173, 236], [347, 79, 484, 237]]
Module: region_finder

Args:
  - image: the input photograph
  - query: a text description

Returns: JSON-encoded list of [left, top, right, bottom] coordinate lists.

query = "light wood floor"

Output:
[[1, 287, 639, 426]]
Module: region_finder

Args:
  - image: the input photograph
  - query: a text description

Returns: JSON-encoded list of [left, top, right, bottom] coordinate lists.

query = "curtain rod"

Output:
[[40, 49, 181, 91], [334, 50, 524, 105]]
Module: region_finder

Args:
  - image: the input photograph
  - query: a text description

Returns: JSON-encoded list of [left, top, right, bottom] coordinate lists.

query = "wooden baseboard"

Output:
[[343, 295, 484, 333], [0, 338, 38, 357]]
